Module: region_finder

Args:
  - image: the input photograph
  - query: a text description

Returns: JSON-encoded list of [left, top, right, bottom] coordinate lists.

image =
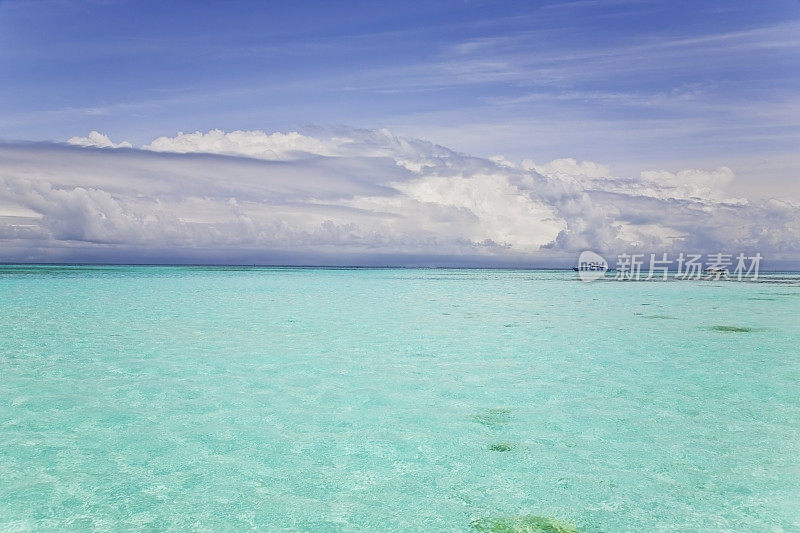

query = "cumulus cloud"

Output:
[[67, 131, 132, 149], [0, 128, 797, 265], [638, 166, 736, 200], [143, 129, 338, 160], [522, 157, 611, 179]]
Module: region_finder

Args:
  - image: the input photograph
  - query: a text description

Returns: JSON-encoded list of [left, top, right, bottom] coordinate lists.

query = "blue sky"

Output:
[[0, 0, 798, 265], [2, 0, 799, 180]]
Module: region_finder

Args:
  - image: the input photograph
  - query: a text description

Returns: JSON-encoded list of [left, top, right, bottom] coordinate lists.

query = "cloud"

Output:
[[143, 129, 339, 160], [0, 128, 797, 265], [638, 167, 736, 200], [522, 157, 611, 179], [67, 131, 132, 149]]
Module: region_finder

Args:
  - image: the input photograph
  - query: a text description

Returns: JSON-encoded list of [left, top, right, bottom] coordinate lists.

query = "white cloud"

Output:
[[66, 131, 132, 149], [0, 128, 797, 265], [522, 157, 611, 179], [640, 166, 734, 188], [143, 129, 338, 160]]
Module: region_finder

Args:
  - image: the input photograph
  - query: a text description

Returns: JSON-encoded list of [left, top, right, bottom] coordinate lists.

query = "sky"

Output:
[[0, 0, 798, 266]]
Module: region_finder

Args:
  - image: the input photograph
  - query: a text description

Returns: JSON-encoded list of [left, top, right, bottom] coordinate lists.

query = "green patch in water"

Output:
[[709, 325, 759, 333], [488, 443, 515, 452], [644, 314, 677, 319], [470, 515, 579, 533], [471, 408, 511, 428]]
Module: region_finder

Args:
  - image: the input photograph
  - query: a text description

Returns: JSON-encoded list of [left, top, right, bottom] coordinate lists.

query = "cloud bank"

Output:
[[0, 128, 797, 266]]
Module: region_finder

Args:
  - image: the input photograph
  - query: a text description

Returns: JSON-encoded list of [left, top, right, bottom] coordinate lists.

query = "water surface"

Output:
[[1, 266, 798, 531]]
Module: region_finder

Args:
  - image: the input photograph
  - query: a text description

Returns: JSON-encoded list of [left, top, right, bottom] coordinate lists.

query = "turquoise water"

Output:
[[1, 266, 798, 532]]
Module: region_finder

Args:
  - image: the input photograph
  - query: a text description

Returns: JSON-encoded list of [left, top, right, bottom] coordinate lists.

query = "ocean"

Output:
[[1, 266, 798, 531]]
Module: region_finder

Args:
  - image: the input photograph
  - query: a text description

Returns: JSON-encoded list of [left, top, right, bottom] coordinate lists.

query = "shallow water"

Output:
[[1, 266, 798, 531]]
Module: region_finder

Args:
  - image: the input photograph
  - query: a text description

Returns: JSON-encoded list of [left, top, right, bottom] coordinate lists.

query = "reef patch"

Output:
[[470, 514, 579, 533], [471, 408, 511, 428], [709, 325, 759, 333]]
